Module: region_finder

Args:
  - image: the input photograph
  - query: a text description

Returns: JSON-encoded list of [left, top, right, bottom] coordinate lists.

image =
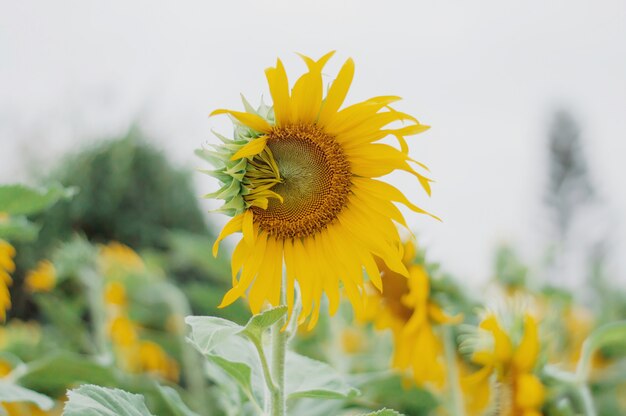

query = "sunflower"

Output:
[[363, 240, 460, 386], [0, 240, 16, 322], [104, 282, 180, 382], [463, 313, 545, 416], [24, 260, 56, 293], [202, 51, 434, 328]]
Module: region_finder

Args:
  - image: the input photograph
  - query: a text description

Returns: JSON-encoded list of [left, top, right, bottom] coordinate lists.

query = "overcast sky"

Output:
[[1, 0, 625, 286]]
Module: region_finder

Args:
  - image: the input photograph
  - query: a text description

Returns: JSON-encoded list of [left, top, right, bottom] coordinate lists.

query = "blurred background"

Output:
[[2, 1, 625, 290]]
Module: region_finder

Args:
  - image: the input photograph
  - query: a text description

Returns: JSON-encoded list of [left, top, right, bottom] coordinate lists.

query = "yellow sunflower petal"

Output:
[[248, 237, 282, 313], [291, 52, 334, 124], [480, 314, 513, 366], [318, 58, 355, 126], [242, 209, 255, 245], [513, 314, 540, 373], [352, 178, 440, 221], [231, 136, 268, 160], [515, 373, 545, 409], [219, 232, 268, 308], [231, 238, 252, 285], [265, 59, 291, 125], [283, 238, 297, 322], [210, 109, 271, 133], [212, 214, 244, 256]]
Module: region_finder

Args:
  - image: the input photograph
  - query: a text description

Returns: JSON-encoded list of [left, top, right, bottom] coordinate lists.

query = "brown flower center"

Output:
[[251, 124, 351, 239]]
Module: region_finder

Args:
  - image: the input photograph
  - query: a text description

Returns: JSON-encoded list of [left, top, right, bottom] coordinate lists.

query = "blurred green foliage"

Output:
[[34, 128, 210, 250]]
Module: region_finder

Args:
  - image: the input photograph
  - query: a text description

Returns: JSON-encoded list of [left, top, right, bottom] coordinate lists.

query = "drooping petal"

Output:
[[231, 136, 268, 160], [212, 214, 244, 256], [479, 314, 513, 367], [513, 314, 540, 373], [352, 178, 440, 220], [219, 233, 268, 308], [210, 109, 271, 133]]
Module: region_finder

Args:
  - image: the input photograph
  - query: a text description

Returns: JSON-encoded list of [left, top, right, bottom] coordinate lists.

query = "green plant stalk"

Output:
[[442, 325, 465, 416], [269, 274, 288, 416], [81, 268, 109, 359], [163, 284, 212, 416], [578, 384, 597, 416]]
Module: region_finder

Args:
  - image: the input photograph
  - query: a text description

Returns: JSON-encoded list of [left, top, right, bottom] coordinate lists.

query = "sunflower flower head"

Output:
[[0, 239, 16, 322], [25, 260, 56, 293], [104, 281, 128, 308], [463, 311, 545, 416], [98, 242, 144, 279], [363, 240, 461, 387], [201, 52, 435, 329]]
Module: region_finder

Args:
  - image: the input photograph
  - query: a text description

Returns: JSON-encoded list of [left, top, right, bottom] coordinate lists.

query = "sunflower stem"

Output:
[[269, 273, 288, 416], [578, 384, 597, 416], [443, 325, 465, 416]]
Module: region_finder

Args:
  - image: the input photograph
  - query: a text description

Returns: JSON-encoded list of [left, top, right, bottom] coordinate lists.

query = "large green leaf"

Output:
[[0, 382, 54, 410], [207, 354, 254, 397], [17, 352, 118, 396], [64, 384, 154, 416], [185, 316, 243, 353], [186, 315, 265, 408], [0, 183, 75, 216], [286, 351, 359, 400], [155, 385, 201, 416], [360, 410, 405, 416], [0, 216, 40, 241]]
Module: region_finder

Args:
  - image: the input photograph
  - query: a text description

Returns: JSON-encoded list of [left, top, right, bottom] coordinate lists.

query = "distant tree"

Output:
[[543, 110, 599, 287], [544, 110, 595, 242]]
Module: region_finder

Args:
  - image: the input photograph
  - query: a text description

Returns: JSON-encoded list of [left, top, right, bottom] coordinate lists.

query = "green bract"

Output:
[[197, 98, 282, 217]]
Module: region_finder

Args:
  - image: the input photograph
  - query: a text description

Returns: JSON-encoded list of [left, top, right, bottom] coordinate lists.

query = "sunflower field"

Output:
[[1, 52, 625, 416]]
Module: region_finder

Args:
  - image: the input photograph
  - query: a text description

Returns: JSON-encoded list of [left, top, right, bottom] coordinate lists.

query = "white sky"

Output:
[[1, 0, 625, 286]]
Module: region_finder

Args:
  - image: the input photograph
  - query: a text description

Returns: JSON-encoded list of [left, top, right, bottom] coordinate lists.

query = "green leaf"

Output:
[[0, 216, 40, 241], [577, 320, 626, 381], [155, 385, 201, 416], [0, 381, 54, 410], [64, 385, 155, 416], [17, 352, 118, 396], [185, 316, 243, 353], [207, 354, 254, 396], [286, 352, 359, 400], [359, 409, 405, 416], [0, 183, 76, 216], [186, 316, 264, 407], [241, 306, 287, 343]]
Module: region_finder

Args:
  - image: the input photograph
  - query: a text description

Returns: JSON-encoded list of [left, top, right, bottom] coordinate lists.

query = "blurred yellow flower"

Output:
[[0, 239, 16, 322], [464, 313, 545, 416], [108, 315, 138, 347], [137, 340, 180, 382], [0, 358, 12, 377], [25, 260, 56, 293], [207, 52, 434, 329], [363, 240, 460, 387], [340, 327, 367, 354], [105, 297, 179, 382], [2, 402, 63, 416], [104, 281, 127, 307], [99, 242, 144, 278]]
